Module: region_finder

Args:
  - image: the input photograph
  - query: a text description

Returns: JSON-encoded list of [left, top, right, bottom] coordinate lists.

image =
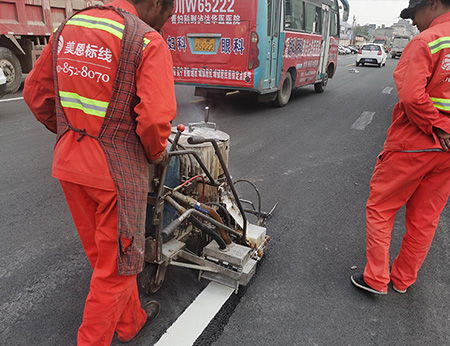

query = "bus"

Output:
[[162, 0, 349, 106]]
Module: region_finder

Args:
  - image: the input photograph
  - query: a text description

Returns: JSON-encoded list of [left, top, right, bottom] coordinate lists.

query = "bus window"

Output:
[[330, 12, 338, 36], [305, 3, 322, 33], [287, 0, 304, 31], [331, 0, 339, 11], [286, 0, 292, 28]]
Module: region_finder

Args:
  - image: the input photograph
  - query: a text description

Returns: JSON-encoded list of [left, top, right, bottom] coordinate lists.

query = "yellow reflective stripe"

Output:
[[143, 37, 151, 50], [66, 14, 124, 39], [59, 91, 109, 117], [430, 97, 450, 111], [428, 37, 450, 54]]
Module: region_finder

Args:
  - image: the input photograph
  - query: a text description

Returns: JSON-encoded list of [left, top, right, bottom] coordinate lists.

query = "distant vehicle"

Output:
[[390, 36, 410, 58], [0, 68, 6, 98], [162, 0, 351, 106], [373, 36, 390, 51], [339, 45, 351, 54], [356, 43, 387, 67], [346, 46, 358, 54]]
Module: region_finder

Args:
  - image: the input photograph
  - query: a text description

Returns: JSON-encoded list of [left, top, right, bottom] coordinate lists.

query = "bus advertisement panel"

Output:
[[164, 0, 258, 88], [162, 0, 349, 106]]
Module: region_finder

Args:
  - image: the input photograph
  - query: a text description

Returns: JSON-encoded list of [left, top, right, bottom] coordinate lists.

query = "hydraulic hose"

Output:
[[162, 196, 227, 250], [171, 190, 232, 245], [187, 215, 227, 250]]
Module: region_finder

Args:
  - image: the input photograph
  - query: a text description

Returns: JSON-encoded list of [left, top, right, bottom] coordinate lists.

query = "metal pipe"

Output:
[[168, 150, 218, 186], [171, 191, 232, 244], [163, 196, 228, 249], [168, 193, 241, 238], [188, 137, 248, 244]]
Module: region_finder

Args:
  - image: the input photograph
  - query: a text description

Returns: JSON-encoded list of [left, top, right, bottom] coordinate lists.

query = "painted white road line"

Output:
[[382, 87, 394, 94], [154, 281, 234, 346], [351, 111, 375, 130], [0, 97, 24, 103]]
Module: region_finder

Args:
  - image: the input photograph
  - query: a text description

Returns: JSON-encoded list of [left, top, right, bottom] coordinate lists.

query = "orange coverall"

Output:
[[24, 0, 176, 344], [363, 12, 450, 293]]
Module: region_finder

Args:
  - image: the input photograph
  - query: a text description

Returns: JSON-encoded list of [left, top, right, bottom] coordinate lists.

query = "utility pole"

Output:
[[351, 15, 356, 45]]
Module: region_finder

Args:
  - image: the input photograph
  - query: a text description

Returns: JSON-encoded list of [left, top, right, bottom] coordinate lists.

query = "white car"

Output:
[[0, 68, 6, 98], [355, 43, 387, 67]]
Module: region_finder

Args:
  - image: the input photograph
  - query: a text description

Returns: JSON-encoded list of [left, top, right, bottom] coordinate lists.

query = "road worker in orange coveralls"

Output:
[[351, 0, 450, 295], [24, 0, 176, 344]]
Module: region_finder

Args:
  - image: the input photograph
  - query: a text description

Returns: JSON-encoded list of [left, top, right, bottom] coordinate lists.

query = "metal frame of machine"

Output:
[[139, 109, 276, 294]]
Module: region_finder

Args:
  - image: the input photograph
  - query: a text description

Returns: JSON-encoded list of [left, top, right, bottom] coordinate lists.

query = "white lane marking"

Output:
[[0, 97, 24, 103], [154, 281, 234, 346], [351, 111, 375, 130], [382, 87, 393, 94]]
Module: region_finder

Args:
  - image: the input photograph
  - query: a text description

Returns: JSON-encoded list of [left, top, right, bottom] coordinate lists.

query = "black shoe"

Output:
[[351, 274, 387, 295], [119, 301, 160, 343], [143, 300, 161, 325]]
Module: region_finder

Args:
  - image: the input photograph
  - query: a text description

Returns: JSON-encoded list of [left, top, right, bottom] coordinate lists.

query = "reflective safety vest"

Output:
[[384, 12, 450, 152], [56, 10, 151, 122], [53, 5, 156, 275]]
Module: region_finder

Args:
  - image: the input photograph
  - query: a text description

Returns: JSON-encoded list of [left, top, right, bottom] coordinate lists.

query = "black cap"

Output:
[[400, 0, 427, 19]]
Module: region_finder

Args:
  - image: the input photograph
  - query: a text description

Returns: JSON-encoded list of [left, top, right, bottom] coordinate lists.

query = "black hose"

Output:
[[188, 215, 227, 250]]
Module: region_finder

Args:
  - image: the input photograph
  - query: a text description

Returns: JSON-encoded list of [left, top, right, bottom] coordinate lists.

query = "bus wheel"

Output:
[[275, 72, 292, 107], [0, 47, 22, 94], [314, 72, 328, 93]]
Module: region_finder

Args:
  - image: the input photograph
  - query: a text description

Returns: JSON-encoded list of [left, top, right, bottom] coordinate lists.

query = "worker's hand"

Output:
[[150, 149, 169, 165], [433, 127, 450, 151]]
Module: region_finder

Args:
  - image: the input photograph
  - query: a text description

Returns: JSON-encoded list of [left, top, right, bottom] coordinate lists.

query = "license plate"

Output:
[[194, 38, 215, 52]]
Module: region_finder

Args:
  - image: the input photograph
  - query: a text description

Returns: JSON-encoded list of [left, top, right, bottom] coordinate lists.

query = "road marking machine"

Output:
[[140, 108, 276, 294]]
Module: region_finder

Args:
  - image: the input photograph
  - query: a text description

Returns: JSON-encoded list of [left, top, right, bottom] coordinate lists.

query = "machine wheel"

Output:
[[0, 47, 22, 94], [274, 71, 292, 107], [138, 263, 162, 295], [314, 72, 328, 93]]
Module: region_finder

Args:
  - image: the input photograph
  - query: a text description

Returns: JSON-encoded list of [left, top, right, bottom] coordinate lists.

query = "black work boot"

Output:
[[119, 300, 161, 343], [143, 300, 161, 325]]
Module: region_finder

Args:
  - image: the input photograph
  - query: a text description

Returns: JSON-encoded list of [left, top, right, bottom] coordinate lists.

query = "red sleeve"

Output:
[[134, 32, 177, 161], [395, 38, 450, 135], [23, 37, 57, 134]]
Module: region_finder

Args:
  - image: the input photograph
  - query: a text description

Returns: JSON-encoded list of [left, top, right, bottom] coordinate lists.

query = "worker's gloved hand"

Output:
[[150, 149, 169, 165], [433, 127, 450, 151]]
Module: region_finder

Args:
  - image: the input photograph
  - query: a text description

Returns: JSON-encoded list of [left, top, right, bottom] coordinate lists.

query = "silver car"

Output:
[[356, 43, 387, 67]]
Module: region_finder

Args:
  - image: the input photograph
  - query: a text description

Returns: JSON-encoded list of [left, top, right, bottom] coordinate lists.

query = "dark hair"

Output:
[[133, 0, 173, 11], [442, 0, 450, 5], [160, 0, 174, 12]]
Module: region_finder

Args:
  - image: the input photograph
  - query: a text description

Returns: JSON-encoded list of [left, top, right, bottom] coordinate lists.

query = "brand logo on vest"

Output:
[[442, 54, 450, 71], [58, 35, 64, 55]]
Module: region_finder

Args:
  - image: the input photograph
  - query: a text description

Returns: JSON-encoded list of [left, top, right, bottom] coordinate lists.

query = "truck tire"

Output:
[[0, 47, 22, 94]]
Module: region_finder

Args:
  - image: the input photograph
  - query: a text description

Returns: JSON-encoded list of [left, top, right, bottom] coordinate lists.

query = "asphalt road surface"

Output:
[[2, 54, 450, 346]]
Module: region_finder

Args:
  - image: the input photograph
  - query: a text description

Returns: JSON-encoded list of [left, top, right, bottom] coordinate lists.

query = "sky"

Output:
[[345, 0, 412, 27]]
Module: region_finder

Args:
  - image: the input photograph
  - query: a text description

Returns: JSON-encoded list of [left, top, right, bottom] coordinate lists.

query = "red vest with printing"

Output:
[[52, 6, 154, 275]]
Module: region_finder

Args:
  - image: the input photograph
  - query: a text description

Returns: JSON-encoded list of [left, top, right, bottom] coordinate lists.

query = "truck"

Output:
[[373, 36, 390, 51], [0, 0, 109, 94], [390, 35, 410, 58]]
